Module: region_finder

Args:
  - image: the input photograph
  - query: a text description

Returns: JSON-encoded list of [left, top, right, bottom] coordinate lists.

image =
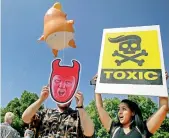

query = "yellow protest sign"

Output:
[[96, 25, 168, 97]]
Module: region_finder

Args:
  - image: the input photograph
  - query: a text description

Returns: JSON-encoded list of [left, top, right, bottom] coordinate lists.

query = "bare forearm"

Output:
[[22, 98, 43, 123], [147, 97, 169, 134], [95, 93, 103, 107], [159, 97, 169, 111], [95, 93, 112, 132], [96, 94, 108, 123], [147, 105, 168, 134], [78, 108, 94, 137]]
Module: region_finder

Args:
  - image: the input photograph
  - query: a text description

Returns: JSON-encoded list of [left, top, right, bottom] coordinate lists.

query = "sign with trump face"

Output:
[[49, 59, 81, 104]]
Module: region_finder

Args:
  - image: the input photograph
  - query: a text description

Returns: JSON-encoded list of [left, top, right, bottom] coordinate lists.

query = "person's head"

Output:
[[117, 99, 144, 132], [4, 112, 14, 125]]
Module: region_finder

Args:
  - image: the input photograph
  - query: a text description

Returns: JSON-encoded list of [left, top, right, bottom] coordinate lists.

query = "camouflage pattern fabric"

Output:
[[25, 129, 34, 138], [0, 123, 21, 138], [29, 108, 93, 138]]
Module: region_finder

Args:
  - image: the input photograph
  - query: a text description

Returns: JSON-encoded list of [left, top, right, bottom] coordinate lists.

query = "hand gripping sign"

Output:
[[96, 25, 168, 97], [49, 59, 81, 104]]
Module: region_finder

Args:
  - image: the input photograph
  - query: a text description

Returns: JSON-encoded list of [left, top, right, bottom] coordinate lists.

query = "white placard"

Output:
[[95, 25, 168, 97]]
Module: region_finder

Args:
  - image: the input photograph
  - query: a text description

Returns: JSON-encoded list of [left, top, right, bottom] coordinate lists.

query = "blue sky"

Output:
[[1, 0, 169, 108]]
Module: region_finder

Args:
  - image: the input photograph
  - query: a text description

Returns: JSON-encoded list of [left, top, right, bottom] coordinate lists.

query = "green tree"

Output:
[[85, 97, 121, 138], [85, 96, 169, 138], [0, 90, 44, 136]]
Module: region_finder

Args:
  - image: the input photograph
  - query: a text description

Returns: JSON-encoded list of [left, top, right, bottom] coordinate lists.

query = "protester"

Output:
[[22, 86, 95, 138], [0, 112, 20, 138], [93, 72, 169, 138]]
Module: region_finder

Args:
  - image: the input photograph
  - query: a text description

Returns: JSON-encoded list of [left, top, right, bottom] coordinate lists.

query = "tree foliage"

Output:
[[1, 91, 168, 137], [0, 90, 44, 136], [85, 96, 169, 138]]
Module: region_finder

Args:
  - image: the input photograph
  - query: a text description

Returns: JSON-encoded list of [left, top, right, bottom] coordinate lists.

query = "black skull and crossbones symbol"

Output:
[[108, 35, 148, 66]]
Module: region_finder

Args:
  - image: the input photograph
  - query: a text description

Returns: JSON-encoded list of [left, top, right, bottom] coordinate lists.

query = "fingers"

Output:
[[93, 74, 98, 80], [42, 85, 49, 92], [75, 91, 83, 107], [75, 91, 83, 98], [75, 94, 80, 99], [75, 91, 84, 105], [76, 91, 83, 95], [75, 93, 81, 99], [43, 85, 49, 89], [40, 85, 49, 101], [165, 71, 168, 80]]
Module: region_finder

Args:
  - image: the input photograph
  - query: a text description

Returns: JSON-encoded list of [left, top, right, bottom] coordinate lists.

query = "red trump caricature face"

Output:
[[50, 59, 80, 104], [52, 75, 75, 99]]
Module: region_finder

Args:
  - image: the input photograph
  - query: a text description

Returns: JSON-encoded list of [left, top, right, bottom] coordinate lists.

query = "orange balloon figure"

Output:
[[38, 2, 76, 57]]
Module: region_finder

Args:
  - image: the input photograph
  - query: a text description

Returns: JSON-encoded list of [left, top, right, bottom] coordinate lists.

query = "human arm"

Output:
[[22, 86, 49, 124], [146, 71, 169, 134], [93, 74, 113, 132], [75, 91, 95, 137], [95, 93, 113, 132]]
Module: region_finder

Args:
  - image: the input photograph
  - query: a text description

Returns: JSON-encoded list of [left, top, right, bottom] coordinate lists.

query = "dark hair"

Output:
[[116, 99, 144, 133]]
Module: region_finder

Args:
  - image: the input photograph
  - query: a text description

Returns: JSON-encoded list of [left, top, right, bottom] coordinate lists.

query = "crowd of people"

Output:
[[1, 72, 169, 138]]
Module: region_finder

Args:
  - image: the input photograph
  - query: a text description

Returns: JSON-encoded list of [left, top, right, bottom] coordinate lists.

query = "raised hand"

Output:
[[40, 85, 49, 102], [75, 91, 84, 107]]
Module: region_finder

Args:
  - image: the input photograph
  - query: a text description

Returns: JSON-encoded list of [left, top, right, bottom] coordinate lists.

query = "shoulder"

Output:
[[11, 128, 20, 137], [109, 121, 120, 135], [1, 124, 14, 130], [1, 125, 20, 137], [0, 122, 10, 126]]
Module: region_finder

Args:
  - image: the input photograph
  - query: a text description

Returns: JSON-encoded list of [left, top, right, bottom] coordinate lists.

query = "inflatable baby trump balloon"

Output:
[[38, 2, 76, 57], [49, 59, 81, 104]]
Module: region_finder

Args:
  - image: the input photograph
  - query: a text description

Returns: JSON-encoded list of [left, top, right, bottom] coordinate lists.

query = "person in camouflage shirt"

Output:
[[0, 112, 20, 138], [22, 86, 95, 138]]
